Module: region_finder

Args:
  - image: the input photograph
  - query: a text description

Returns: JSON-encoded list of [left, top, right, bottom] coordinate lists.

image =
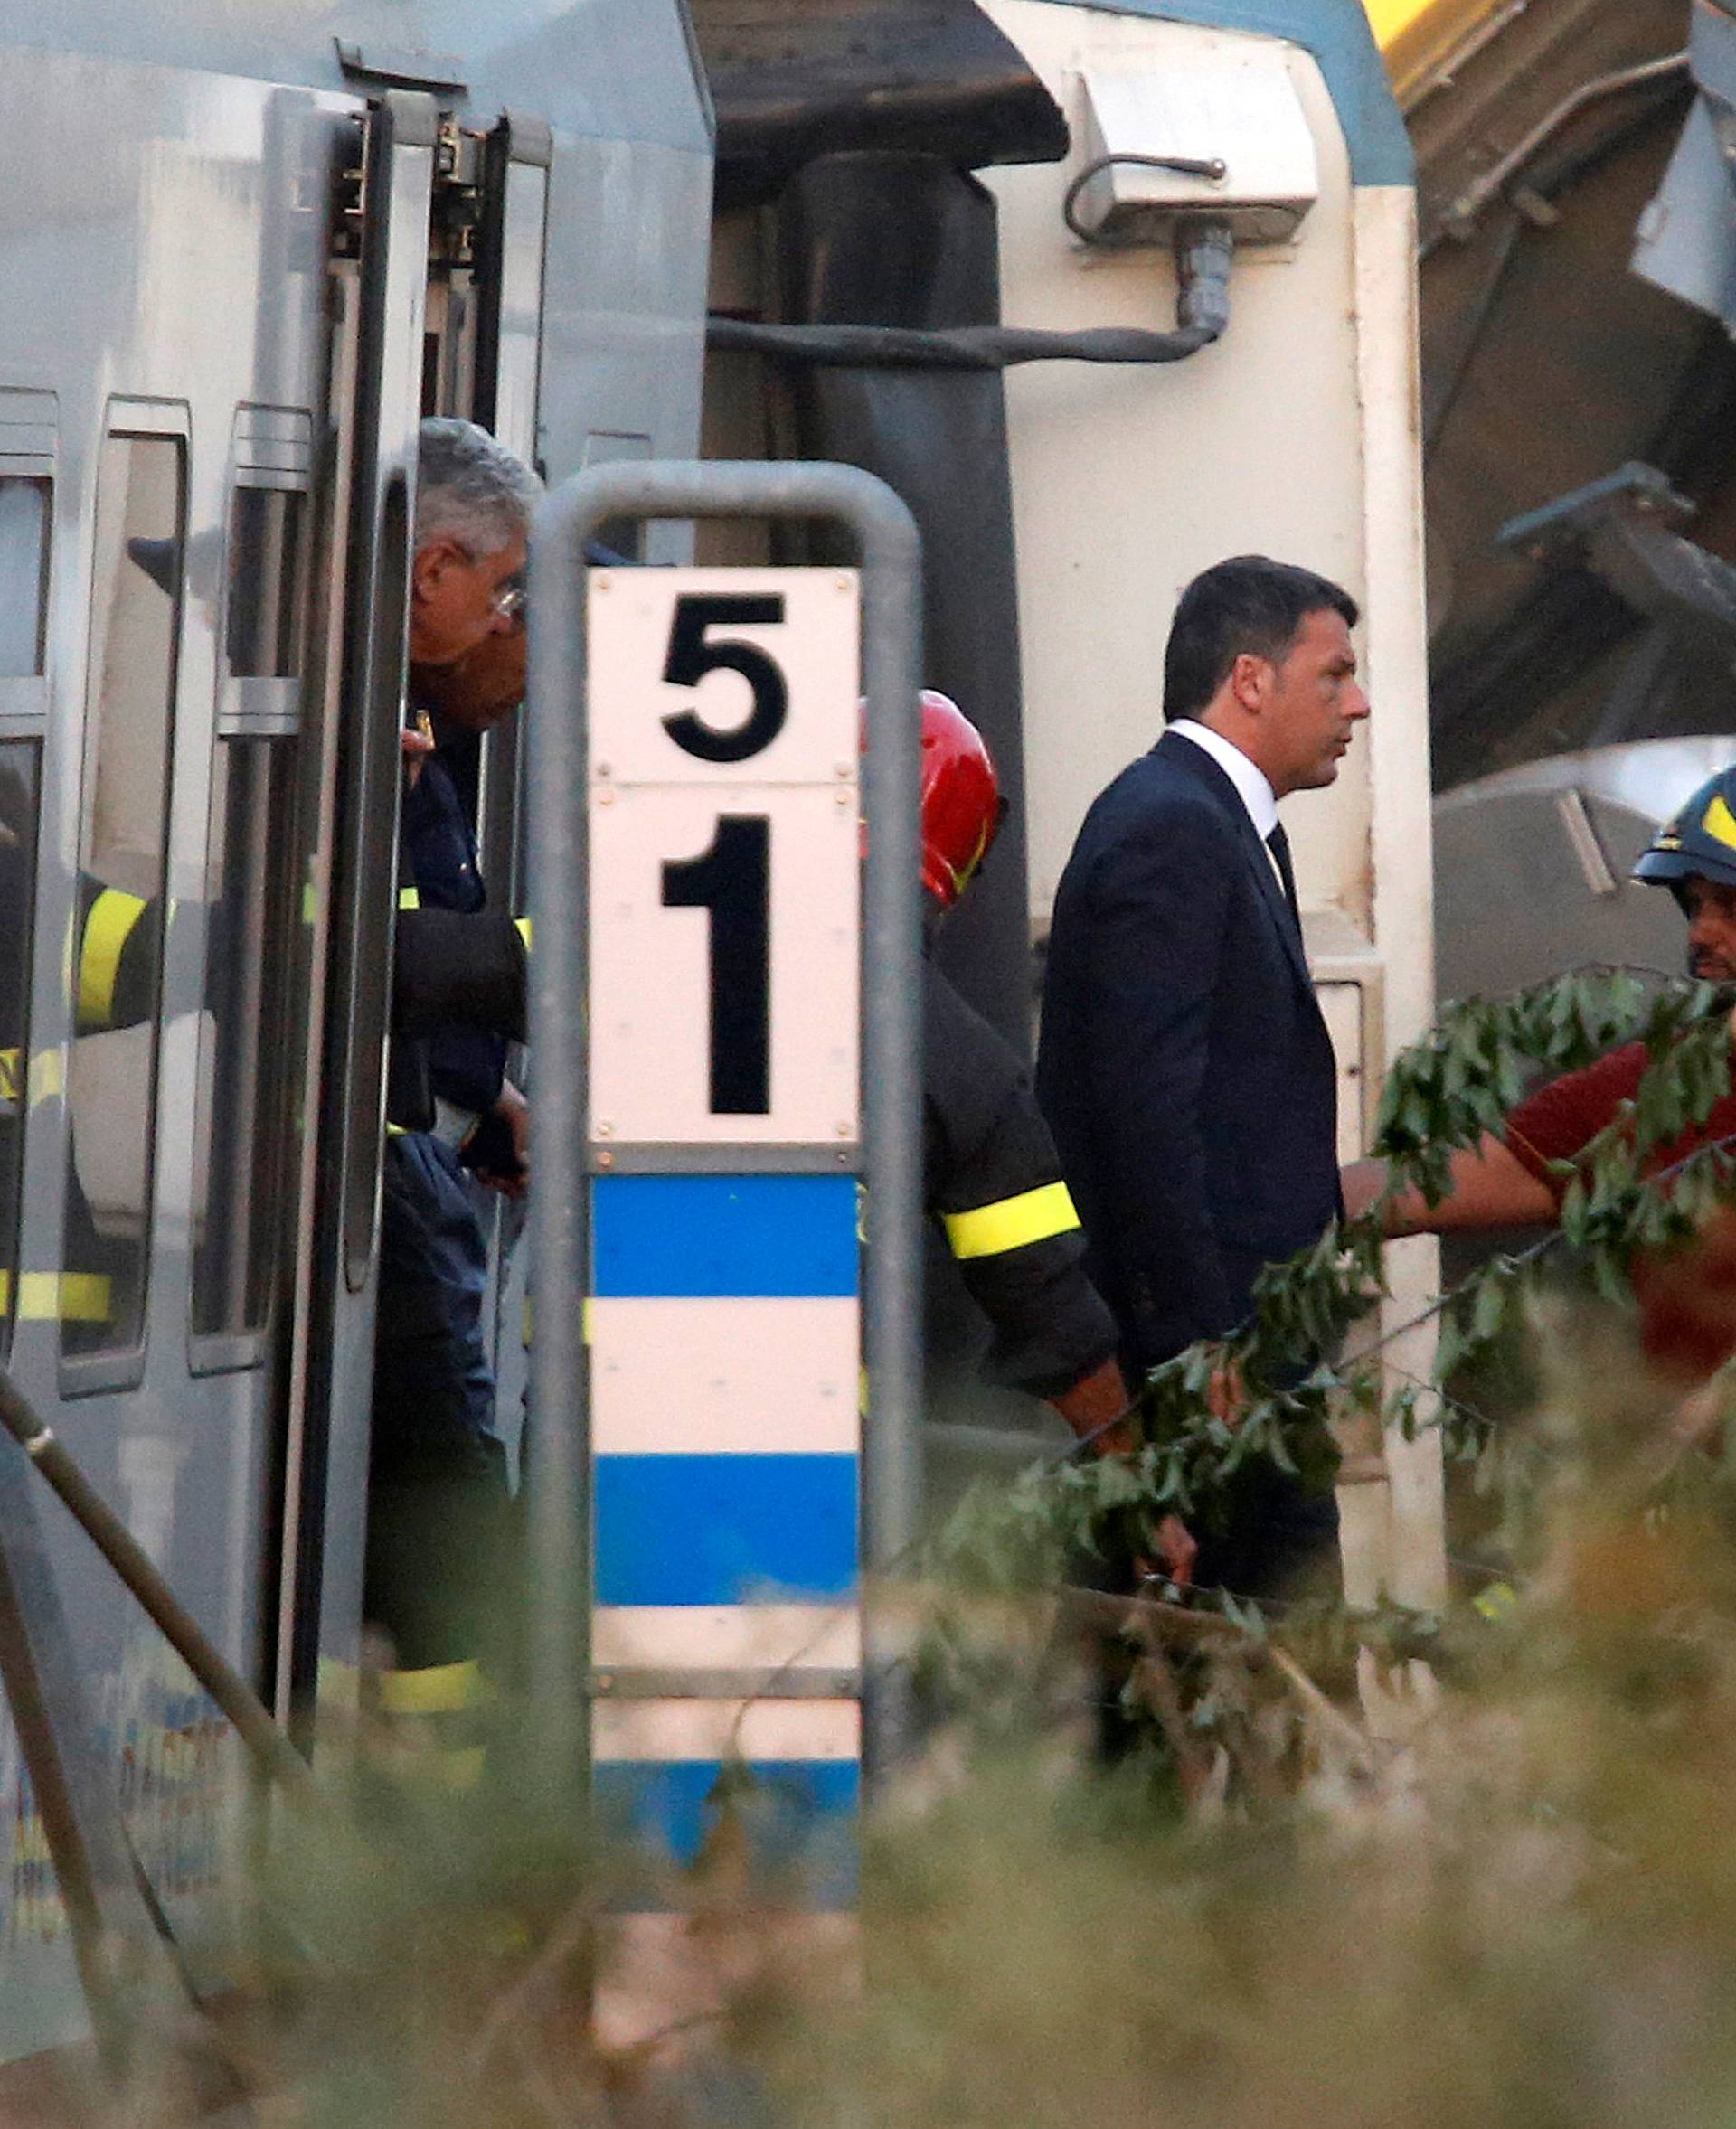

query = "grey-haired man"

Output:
[[367, 417, 540, 1678]]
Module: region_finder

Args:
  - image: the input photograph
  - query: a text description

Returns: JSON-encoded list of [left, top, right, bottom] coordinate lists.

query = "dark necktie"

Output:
[[1266, 821, 1302, 933]]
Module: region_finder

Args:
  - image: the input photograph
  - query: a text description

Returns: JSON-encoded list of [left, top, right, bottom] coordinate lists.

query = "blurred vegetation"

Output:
[[54, 1325, 1734, 2126], [64, 967, 1736, 2124], [77, 1308, 1736, 2129]]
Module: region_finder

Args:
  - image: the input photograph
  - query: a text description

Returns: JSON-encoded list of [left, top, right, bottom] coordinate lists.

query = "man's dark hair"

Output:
[[1163, 555, 1358, 722]]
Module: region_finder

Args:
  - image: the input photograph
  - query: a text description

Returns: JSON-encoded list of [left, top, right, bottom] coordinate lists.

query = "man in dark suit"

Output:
[[1036, 555, 1368, 1598]]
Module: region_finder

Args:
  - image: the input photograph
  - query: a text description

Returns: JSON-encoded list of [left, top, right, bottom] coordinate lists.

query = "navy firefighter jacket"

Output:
[[397, 724, 507, 1125], [924, 958, 1118, 1400]]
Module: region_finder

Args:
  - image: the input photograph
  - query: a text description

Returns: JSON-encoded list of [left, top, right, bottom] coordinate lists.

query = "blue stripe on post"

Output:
[[593, 1759, 860, 1907], [591, 1174, 859, 1298], [596, 1453, 858, 1606]]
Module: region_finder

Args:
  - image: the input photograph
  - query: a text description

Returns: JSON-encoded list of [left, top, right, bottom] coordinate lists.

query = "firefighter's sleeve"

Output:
[[924, 961, 1119, 1399], [75, 881, 157, 1034], [392, 906, 527, 1042]]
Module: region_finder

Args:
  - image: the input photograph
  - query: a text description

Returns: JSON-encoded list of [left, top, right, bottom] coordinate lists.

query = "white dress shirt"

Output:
[[1167, 719, 1278, 838], [1166, 719, 1287, 894]]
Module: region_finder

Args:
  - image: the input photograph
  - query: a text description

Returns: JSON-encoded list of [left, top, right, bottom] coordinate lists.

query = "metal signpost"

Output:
[[525, 462, 923, 1898]]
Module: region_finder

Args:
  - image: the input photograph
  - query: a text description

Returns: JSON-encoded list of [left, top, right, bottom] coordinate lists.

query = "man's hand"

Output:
[[1148, 1514, 1197, 1590], [1343, 1135, 1556, 1239], [1672, 1370, 1734, 1450], [475, 1080, 530, 1198], [1341, 1157, 1389, 1222], [1206, 1354, 1244, 1429], [400, 723, 434, 791]]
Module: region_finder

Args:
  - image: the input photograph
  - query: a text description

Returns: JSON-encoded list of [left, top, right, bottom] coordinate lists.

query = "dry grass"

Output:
[[78, 1314, 1736, 2129]]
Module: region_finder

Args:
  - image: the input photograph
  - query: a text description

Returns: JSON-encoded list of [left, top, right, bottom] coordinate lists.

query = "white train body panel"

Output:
[[979, 0, 1443, 1605]]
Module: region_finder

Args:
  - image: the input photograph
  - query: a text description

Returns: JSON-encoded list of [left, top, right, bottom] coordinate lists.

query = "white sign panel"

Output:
[[587, 570, 861, 1147]]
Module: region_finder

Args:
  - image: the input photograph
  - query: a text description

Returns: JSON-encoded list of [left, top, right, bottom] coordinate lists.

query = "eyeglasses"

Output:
[[491, 572, 526, 624]]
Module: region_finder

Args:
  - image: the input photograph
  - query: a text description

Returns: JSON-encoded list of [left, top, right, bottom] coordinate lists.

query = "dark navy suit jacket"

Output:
[[1035, 729, 1341, 1371]]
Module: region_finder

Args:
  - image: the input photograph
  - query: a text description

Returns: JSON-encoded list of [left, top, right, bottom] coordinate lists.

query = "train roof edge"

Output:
[[0, 0, 713, 154]]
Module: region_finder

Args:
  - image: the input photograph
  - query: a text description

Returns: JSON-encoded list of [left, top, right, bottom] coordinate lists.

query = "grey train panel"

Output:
[[537, 131, 713, 526], [1433, 738, 1731, 1001], [478, 121, 712, 1399], [0, 0, 719, 2065], [0, 45, 352, 2053], [0, 0, 712, 152]]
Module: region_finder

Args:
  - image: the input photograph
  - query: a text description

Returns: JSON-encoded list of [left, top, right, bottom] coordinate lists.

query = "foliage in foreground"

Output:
[[64, 1318, 1736, 2129], [66, 965, 1736, 2125]]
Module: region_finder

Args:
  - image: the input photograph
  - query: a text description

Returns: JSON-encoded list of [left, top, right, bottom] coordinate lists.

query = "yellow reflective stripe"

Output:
[[376, 1659, 482, 1717], [385, 1121, 407, 1137], [301, 880, 320, 927], [1474, 1581, 1520, 1624], [78, 889, 146, 1032], [0, 1272, 111, 1322], [1, 1049, 66, 1107], [514, 917, 532, 948], [398, 886, 420, 911], [942, 1181, 1081, 1261]]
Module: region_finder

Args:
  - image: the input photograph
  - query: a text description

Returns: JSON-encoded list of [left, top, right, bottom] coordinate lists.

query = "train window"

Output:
[[225, 485, 306, 680], [0, 478, 48, 676], [61, 429, 184, 1378], [189, 739, 298, 1361], [0, 742, 38, 1355]]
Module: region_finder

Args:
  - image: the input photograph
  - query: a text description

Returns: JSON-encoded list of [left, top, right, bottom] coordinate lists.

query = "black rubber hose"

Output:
[[706, 316, 1216, 370]]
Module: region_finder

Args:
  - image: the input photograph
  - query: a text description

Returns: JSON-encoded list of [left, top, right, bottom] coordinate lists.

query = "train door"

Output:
[[278, 94, 552, 1732], [424, 113, 551, 1500], [0, 43, 357, 2055]]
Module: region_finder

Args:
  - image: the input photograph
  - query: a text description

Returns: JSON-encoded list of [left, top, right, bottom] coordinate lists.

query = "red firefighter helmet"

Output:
[[920, 690, 1002, 909]]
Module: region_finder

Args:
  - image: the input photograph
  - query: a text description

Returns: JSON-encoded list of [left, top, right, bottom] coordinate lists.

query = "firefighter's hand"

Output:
[[400, 724, 434, 791], [1054, 1364, 1199, 1592], [1052, 1357, 1137, 1456]]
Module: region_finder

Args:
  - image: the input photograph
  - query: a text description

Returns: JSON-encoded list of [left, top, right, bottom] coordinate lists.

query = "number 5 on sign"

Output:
[[587, 570, 862, 1150]]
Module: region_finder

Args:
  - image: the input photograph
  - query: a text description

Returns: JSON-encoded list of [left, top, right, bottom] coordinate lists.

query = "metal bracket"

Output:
[[1500, 461, 1736, 655], [335, 39, 467, 94]]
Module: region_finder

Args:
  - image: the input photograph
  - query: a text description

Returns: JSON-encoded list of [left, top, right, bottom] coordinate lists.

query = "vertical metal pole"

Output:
[[525, 483, 591, 1787], [526, 461, 922, 1781], [846, 484, 925, 1772]]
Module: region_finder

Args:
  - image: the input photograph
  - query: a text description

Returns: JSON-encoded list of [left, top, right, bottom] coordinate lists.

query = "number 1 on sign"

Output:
[[661, 815, 771, 1115]]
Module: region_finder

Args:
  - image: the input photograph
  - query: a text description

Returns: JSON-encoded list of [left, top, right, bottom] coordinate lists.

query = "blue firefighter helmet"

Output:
[[1633, 764, 1736, 903]]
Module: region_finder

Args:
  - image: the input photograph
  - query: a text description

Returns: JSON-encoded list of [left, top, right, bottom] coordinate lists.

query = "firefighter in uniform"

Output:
[[0, 782, 527, 1355], [913, 693, 1194, 1580], [1345, 760, 1736, 1404]]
